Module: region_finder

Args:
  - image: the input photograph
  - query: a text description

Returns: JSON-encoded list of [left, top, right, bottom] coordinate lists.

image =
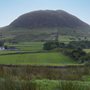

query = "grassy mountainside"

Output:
[[0, 10, 90, 42], [0, 26, 90, 42]]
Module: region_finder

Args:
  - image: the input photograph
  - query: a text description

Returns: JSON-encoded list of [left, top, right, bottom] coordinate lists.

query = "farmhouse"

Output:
[[0, 46, 18, 51], [0, 47, 5, 50]]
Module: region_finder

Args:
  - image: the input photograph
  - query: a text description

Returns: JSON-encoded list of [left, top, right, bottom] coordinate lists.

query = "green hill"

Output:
[[0, 10, 90, 42], [0, 27, 90, 42], [10, 10, 89, 28]]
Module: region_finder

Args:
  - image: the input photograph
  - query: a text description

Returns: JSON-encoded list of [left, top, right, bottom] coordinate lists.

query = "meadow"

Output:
[[6, 42, 43, 51], [0, 64, 90, 90], [0, 41, 90, 90], [1, 79, 90, 90], [0, 10, 90, 90], [0, 41, 76, 65], [0, 52, 76, 65]]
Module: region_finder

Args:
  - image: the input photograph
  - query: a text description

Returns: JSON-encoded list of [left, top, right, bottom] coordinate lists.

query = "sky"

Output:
[[0, 0, 90, 27]]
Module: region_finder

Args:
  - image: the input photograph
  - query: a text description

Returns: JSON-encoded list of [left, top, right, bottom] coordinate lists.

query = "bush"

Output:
[[43, 41, 59, 50], [67, 41, 90, 49]]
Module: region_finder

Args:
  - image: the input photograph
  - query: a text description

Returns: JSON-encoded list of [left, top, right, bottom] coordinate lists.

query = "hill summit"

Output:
[[10, 10, 89, 28]]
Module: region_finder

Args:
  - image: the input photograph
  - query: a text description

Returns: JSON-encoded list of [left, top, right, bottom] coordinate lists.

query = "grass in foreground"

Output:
[[0, 79, 90, 90]]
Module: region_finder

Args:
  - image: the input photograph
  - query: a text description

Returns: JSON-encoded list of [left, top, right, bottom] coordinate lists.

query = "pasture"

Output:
[[0, 41, 90, 90], [0, 65, 90, 90], [0, 52, 76, 65], [5, 42, 44, 51]]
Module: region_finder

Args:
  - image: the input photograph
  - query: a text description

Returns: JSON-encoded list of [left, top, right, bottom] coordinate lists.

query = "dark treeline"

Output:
[[43, 40, 90, 63], [43, 41, 90, 50]]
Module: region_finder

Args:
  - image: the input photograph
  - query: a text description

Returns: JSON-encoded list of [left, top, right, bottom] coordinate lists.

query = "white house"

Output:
[[0, 47, 5, 50]]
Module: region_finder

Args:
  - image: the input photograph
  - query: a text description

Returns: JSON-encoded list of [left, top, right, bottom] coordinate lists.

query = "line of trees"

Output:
[[43, 41, 90, 50], [43, 40, 90, 63]]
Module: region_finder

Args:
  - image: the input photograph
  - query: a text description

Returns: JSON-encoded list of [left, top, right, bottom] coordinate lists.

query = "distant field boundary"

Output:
[[0, 64, 85, 68], [0, 50, 48, 56]]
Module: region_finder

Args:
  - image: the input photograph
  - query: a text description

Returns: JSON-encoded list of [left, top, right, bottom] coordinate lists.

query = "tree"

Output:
[[43, 41, 66, 50], [43, 41, 58, 50], [71, 48, 86, 61], [4, 45, 8, 49], [79, 53, 90, 63]]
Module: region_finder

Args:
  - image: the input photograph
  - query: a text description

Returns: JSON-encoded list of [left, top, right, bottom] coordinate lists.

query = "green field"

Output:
[[84, 49, 90, 53], [0, 42, 76, 65], [0, 52, 76, 65], [18, 42, 43, 51], [0, 42, 43, 55], [0, 41, 89, 90], [5, 42, 44, 51]]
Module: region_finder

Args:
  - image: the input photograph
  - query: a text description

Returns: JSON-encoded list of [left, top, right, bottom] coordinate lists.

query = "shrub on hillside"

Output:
[[43, 41, 59, 50]]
